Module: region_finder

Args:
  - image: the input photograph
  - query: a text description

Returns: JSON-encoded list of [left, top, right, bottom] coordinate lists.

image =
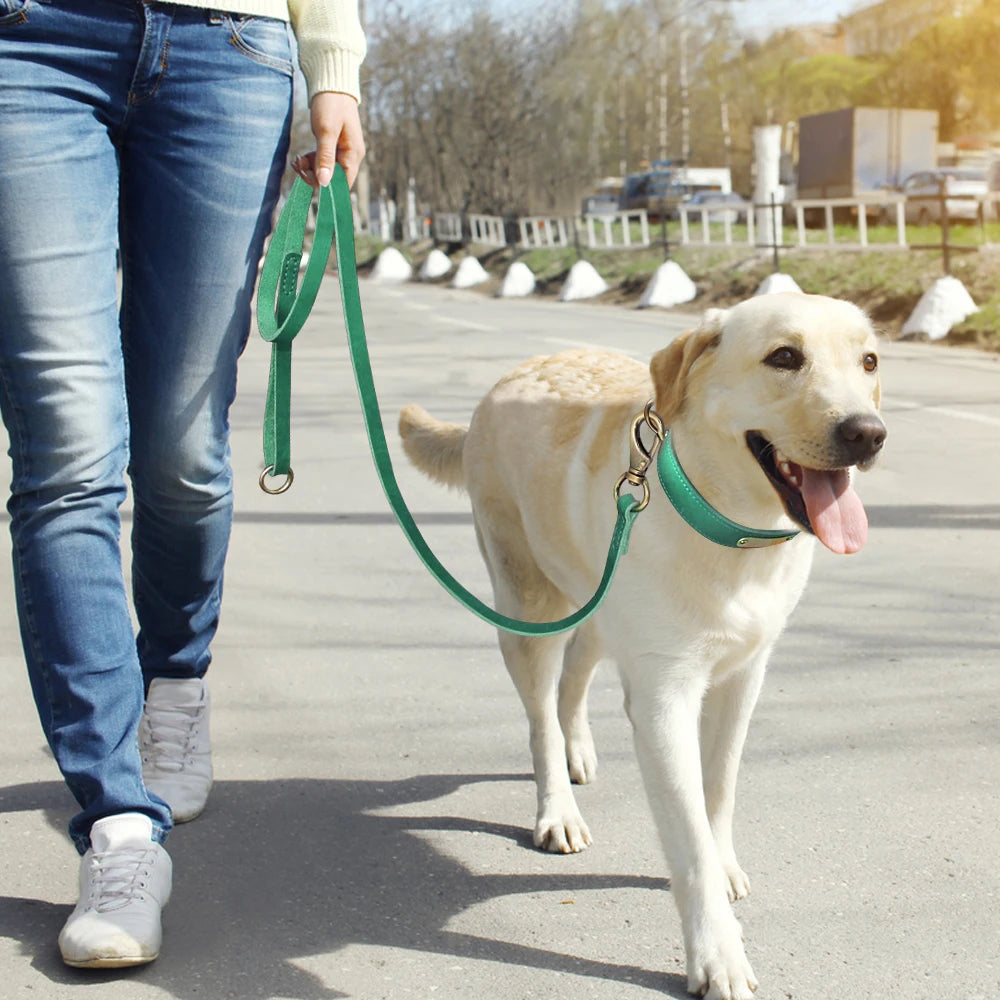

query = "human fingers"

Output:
[[292, 151, 319, 186], [310, 91, 366, 188]]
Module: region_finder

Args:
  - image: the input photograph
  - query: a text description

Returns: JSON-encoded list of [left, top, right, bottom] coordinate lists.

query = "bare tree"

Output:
[[358, 0, 998, 218]]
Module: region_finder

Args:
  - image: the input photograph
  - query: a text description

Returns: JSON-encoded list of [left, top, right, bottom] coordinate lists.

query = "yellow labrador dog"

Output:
[[399, 293, 885, 1000]]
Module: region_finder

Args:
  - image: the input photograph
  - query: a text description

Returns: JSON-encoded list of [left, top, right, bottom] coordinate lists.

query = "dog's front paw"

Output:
[[686, 914, 757, 1000], [534, 798, 592, 854]]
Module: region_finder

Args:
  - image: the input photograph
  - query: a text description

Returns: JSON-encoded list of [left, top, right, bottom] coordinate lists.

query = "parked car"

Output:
[[900, 168, 989, 224], [680, 191, 749, 223], [581, 177, 624, 217], [620, 169, 688, 219], [581, 191, 621, 216]]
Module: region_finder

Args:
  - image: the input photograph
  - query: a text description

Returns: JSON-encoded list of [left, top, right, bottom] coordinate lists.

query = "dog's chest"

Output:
[[704, 547, 813, 669]]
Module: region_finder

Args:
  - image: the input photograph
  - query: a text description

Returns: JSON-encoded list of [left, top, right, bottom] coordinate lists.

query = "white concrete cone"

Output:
[[370, 247, 412, 282], [419, 249, 451, 280], [559, 260, 608, 301], [901, 276, 978, 341], [499, 260, 536, 297], [451, 256, 489, 289], [639, 261, 697, 308], [755, 272, 802, 296]]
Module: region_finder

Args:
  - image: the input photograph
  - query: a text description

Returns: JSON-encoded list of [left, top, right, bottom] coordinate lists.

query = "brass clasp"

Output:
[[614, 401, 665, 512]]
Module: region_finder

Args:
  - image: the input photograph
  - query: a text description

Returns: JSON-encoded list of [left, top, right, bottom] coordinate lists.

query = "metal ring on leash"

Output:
[[614, 471, 651, 512], [259, 466, 294, 495]]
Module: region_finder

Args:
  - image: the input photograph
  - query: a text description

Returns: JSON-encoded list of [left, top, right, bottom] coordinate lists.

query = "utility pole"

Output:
[[720, 97, 732, 170]]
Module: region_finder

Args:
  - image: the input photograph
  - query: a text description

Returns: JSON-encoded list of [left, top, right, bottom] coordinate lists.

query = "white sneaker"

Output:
[[59, 813, 172, 968], [139, 677, 213, 823]]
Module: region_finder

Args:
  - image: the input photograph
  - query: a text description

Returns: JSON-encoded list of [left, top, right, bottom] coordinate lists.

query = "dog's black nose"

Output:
[[837, 413, 887, 463]]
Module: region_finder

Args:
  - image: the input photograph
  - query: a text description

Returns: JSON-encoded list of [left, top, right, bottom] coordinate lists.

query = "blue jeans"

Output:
[[0, 0, 292, 851]]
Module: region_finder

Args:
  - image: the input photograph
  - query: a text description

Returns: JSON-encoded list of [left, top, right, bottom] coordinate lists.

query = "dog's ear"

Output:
[[650, 309, 726, 422]]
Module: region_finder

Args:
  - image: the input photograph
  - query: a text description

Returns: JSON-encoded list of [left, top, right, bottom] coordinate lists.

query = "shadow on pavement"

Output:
[[867, 502, 1000, 529], [0, 774, 682, 998]]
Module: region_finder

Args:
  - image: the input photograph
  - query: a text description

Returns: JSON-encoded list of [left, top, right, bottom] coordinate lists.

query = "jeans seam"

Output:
[[10, 517, 62, 756], [0, 0, 31, 26], [226, 18, 293, 76], [0, 364, 56, 737], [128, 39, 171, 106]]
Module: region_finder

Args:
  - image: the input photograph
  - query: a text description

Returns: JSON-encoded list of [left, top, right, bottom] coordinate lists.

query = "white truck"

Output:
[[796, 106, 938, 203]]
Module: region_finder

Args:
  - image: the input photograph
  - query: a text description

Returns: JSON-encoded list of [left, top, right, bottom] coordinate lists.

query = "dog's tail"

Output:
[[398, 404, 468, 491]]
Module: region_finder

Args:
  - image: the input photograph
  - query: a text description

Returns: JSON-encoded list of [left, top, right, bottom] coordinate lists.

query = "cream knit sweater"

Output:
[[169, 0, 366, 103]]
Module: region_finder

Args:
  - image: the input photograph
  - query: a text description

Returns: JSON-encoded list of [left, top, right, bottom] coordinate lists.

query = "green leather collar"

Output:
[[656, 431, 799, 549]]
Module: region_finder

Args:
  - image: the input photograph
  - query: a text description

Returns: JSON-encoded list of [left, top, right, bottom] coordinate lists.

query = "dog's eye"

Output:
[[863, 352, 878, 373], [764, 346, 805, 371]]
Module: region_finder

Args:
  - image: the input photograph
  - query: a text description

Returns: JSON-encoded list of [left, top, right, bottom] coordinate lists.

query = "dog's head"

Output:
[[650, 292, 885, 555]]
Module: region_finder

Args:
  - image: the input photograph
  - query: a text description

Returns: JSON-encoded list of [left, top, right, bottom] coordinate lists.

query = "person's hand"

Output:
[[292, 91, 365, 189]]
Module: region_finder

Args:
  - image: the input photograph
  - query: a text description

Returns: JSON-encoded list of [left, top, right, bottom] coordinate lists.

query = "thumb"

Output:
[[314, 138, 337, 189]]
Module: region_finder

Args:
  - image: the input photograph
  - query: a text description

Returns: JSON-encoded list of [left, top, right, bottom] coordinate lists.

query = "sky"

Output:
[[373, 0, 867, 38], [734, 0, 860, 33]]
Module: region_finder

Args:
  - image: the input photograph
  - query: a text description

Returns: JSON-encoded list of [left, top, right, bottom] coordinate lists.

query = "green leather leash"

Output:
[[257, 170, 643, 637]]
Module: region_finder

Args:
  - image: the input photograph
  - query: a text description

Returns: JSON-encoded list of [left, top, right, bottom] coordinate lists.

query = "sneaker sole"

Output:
[[63, 953, 159, 969], [171, 804, 206, 824], [143, 778, 212, 824]]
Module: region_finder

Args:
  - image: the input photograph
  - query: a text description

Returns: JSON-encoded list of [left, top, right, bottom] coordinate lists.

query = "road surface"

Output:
[[0, 277, 997, 999]]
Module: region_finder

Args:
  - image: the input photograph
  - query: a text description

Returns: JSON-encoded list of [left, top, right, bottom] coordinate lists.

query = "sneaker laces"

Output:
[[88, 848, 159, 913], [140, 703, 204, 773]]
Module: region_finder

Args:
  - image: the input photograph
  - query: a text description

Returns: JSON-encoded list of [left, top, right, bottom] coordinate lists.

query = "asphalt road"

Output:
[[0, 276, 998, 1000]]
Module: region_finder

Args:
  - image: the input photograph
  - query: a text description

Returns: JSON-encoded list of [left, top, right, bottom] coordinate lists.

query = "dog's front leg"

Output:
[[623, 665, 757, 1000], [700, 654, 768, 902]]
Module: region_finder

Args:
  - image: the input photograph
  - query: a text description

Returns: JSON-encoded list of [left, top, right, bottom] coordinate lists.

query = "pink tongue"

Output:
[[799, 467, 868, 554]]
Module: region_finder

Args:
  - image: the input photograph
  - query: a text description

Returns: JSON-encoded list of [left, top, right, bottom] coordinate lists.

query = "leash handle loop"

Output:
[[257, 180, 336, 477], [258, 171, 643, 636]]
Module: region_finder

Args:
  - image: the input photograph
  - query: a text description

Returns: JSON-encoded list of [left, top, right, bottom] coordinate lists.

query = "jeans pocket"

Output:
[[0, 0, 33, 27], [224, 14, 293, 77]]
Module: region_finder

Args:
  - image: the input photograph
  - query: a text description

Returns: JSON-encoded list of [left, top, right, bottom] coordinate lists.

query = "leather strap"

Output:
[[257, 170, 643, 636], [257, 178, 336, 488], [657, 431, 798, 548]]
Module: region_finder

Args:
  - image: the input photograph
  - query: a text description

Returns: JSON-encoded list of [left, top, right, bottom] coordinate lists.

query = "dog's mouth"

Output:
[[745, 432, 868, 554]]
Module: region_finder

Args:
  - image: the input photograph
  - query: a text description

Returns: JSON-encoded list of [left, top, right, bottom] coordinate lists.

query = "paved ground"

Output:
[[0, 276, 998, 1000]]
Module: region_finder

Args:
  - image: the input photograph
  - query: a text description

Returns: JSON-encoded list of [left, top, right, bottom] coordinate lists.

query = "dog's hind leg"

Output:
[[474, 513, 591, 854], [700, 654, 768, 902], [558, 621, 603, 785], [498, 625, 593, 854]]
